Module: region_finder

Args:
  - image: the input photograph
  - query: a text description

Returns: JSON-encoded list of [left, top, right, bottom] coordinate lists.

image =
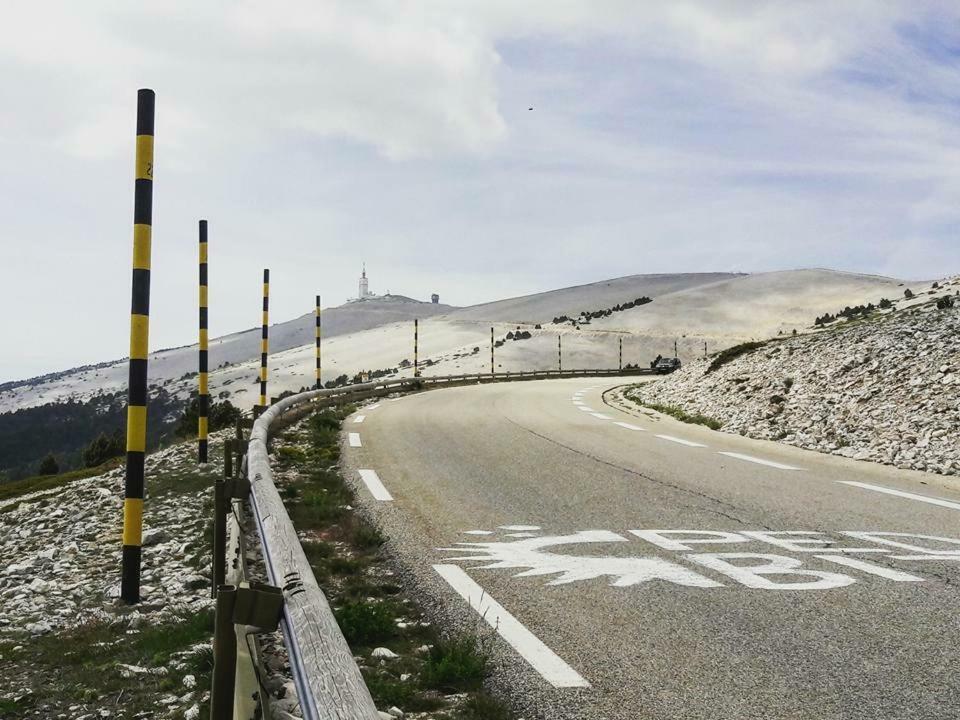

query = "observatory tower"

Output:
[[358, 263, 370, 299]]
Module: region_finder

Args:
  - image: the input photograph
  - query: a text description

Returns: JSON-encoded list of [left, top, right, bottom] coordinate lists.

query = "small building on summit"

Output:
[[431, 293, 439, 304]]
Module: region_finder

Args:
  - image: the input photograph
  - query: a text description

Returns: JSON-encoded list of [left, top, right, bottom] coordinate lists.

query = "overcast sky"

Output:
[[2, 1, 959, 381]]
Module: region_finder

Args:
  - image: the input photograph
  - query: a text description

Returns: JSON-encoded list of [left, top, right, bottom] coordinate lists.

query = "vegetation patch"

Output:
[[0, 458, 123, 506], [271, 406, 514, 720], [706, 340, 767, 373], [0, 610, 214, 718], [627, 396, 722, 430]]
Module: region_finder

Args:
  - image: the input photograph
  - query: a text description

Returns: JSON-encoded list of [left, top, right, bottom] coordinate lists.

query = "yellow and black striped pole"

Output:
[[259, 269, 269, 411], [198, 220, 209, 464], [315, 295, 322, 390], [558, 334, 562, 372], [122, 88, 155, 604], [413, 318, 419, 377], [619, 337, 622, 371], [490, 327, 494, 377]]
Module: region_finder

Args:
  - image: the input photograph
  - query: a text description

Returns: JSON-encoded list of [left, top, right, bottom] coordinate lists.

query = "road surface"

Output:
[[342, 377, 960, 720]]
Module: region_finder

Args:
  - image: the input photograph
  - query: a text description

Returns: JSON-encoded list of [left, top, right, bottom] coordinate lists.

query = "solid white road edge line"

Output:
[[717, 451, 801, 471], [353, 415, 366, 424], [838, 481, 960, 512], [357, 469, 393, 501], [432, 564, 590, 688], [613, 421, 645, 431], [655, 434, 707, 448], [348, 433, 362, 448]]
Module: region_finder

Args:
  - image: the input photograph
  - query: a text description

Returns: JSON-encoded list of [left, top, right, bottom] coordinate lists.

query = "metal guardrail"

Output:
[[244, 368, 650, 719]]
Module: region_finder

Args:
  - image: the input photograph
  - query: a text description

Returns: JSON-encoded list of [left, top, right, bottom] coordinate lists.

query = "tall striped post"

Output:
[[490, 327, 494, 377], [259, 269, 270, 410], [558, 334, 562, 372], [619, 337, 622, 371], [122, 88, 155, 604], [198, 220, 209, 464], [414, 319, 419, 377], [315, 295, 322, 390]]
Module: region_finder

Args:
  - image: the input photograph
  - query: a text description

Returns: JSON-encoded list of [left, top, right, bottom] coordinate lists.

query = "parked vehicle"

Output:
[[654, 357, 682, 374]]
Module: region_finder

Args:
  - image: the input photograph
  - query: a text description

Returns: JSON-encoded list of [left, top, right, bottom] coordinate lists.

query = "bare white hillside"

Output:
[[444, 273, 740, 323], [588, 269, 915, 340], [0, 269, 930, 415]]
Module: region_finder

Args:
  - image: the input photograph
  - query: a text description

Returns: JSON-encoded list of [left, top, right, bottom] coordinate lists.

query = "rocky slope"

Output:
[[1, 434, 220, 718], [625, 279, 960, 476]]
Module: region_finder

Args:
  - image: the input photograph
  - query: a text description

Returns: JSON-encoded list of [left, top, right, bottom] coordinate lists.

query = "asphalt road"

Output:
[[342, 377, 960, 720]]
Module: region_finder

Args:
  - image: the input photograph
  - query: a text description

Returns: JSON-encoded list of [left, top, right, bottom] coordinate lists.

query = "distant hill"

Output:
[[0, 268, 935, 479], [445, 273, 741, 324]]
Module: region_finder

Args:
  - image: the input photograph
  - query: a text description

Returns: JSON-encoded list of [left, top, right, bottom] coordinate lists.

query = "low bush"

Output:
[[421, 635, 488, 691], [334, 601, 396, 645]]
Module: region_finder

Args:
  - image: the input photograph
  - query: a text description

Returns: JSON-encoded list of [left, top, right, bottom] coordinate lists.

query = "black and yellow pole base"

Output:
[[121, 88, 155, 604]]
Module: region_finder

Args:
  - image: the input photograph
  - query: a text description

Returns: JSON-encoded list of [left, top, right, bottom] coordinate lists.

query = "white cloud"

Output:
[[1, 1, 959, 379]]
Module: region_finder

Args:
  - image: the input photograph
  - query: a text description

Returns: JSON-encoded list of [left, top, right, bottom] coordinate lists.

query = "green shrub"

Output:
[[37, 453, 59, 476], [334, 601, 396, 645], [421, 636, 488, 691], [457, 692, 513, 720], [352, 522, 386, 549], [174, 397, 242, 438], [329, 556, 363, 575], [276, 446, 307, 466], [82, 430, 125, 467]]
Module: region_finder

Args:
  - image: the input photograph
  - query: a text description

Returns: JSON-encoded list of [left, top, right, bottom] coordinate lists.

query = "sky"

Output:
[[2, 1, 960, 381]]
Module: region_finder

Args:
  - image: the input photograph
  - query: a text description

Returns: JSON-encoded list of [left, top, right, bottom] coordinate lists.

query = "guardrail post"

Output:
[[315, 294, 322, 390], [224, 438, 233, 478], [704, 339, 707, 358], [121, 88, 155, 605], [259, 269, 270, 413], [414, 318, 419, 377], [674, 338, 678, 357], [199, 220, 209, 464], [213, 474, 226, 598], [210, 585, 238, 720]]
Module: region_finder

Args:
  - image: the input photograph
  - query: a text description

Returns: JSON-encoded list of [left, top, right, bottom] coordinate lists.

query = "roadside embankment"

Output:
[[623, 297, 960, 476]]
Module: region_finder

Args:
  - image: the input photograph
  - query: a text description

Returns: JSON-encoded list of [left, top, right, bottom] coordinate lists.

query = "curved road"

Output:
[[342, 377, 960, 720]]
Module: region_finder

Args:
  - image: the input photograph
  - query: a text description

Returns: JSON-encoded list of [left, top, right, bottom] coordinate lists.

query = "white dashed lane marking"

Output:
[[353, 415, 366, 424], [655, 434, 707, 448], [577, 407, 595, 413], [589, 413, 612, 420], [348, 433, 362, 447], [357, 469, 393, 501], [432, 564, 590, 688], [613, 422, 645, 431], [838, 481, 960, 512], [717, 451, 801, 471], [366, 403, 381, 410]]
